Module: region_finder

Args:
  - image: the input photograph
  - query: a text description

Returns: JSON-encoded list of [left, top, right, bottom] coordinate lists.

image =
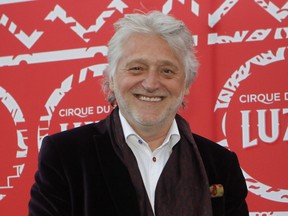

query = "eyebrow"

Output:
[[125, 58, 179, 69]]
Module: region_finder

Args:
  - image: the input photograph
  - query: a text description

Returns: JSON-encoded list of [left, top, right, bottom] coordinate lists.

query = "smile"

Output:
[[137, 95, 163, 102]]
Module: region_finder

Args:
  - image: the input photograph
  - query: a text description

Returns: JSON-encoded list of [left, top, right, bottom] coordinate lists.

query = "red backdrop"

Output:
[[1, 0, 287, 215]]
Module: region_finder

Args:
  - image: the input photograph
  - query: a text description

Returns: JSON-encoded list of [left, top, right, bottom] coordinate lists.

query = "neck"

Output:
[[133, 123, 171, 151], [118, 108, 175, 151]]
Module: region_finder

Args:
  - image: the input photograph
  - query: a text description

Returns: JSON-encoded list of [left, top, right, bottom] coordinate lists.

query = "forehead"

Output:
[[119, 33, 182, 66]]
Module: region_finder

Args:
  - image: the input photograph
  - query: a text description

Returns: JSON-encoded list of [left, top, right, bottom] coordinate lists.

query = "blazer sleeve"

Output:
[[28, 136, 71, 216], [193, 134, 249, 216], [224, 151, 249, 216]]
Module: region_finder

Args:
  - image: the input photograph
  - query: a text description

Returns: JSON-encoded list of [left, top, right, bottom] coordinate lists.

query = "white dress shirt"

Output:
[[119, 111, 180, 212]]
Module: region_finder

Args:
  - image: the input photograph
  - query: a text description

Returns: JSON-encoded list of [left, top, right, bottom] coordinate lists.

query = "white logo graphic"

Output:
[[0, 0, 33, 5], [0, 87, 28, 201], [255, 0, 288, 22], [0, 14, 43, 49], [162, 0, 199, 16], [208, 0, 238, 28], [37, 63, 108, 151], [45, 2, 128, 42], [214, 46, 288, 204], [0, 0, 127, 48], [0, 46, 108, 67]]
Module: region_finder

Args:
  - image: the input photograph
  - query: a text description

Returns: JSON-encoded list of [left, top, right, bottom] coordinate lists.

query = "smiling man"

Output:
[[29, 11, 249, 216], [111, 33, 188, 151]]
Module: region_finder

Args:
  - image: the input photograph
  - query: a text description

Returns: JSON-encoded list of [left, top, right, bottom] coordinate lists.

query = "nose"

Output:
[[141, 70, 160, 92]]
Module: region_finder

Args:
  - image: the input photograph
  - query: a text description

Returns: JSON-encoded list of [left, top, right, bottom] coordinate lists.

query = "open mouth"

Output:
[[136, 94, 163, 102]]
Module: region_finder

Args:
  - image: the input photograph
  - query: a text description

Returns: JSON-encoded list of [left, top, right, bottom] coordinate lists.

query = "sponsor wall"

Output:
[[0, 0, 287, 215]]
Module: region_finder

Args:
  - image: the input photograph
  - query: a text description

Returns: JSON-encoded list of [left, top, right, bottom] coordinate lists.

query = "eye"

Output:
[[127, 65, 149, 76], [129, 66, 142, 71], [162, 68, 173, 74], [161, 68, 175, 77], [127, 66, 145, 74]]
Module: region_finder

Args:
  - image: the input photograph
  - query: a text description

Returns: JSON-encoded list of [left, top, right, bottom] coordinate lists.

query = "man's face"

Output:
[[111, 33, 189, 132]]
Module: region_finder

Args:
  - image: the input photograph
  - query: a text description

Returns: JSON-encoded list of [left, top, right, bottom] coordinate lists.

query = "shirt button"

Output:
[[138, 139, 143, 144], [152, 157, 156, 162]]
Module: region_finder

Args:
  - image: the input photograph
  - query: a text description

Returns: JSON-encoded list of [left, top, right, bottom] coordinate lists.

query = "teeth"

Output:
[[138, 95, 162, 102]]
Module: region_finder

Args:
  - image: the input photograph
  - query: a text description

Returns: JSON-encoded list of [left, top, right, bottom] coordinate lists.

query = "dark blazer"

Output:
[[29, 115, 248, 216]]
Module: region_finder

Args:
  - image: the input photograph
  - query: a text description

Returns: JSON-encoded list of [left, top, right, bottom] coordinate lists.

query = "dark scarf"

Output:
[[106, 108, 212, 216]]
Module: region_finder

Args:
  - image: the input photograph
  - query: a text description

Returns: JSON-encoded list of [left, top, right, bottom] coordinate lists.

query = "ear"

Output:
[[109, 78, 114, 91]]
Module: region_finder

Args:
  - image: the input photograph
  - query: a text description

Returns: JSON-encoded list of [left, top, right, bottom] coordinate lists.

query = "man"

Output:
[[29, 11, 249, 215]]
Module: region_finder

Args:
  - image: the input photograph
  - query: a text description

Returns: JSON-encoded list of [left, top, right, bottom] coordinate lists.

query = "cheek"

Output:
[[114, 77, 134, 95], [118, 74, 142, 89], [167, 80, 187, 96]]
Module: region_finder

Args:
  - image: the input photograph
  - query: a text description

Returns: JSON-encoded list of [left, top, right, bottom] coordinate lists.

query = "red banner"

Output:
[[1, 0, 287, 214]]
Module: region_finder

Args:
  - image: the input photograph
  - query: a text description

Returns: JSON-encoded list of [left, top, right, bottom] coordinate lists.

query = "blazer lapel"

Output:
[[94, 134, 140, 216]]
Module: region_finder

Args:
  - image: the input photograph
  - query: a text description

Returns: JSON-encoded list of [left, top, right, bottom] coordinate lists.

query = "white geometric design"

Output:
[[208, 0, 239, 28], [255, 0, 288, 22], [45, 1, 128, 42], [0, 86, 28, 201], [162, 0, 199, 16], [0, 165, 24, 190], [0, 0, 128, 48], [0, 14, 43, 49], [0, 0, 34, 5], [0, 46, 108, 67]]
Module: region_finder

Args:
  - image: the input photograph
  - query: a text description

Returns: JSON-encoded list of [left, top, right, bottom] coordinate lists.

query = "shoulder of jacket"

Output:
[[45, 119, 107, 145], [192, 133, 234, 157]]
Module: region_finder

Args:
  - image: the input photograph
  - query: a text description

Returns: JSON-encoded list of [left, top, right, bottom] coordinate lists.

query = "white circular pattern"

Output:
[[37, 63, 108, 151], [214, 46, 288, 203]]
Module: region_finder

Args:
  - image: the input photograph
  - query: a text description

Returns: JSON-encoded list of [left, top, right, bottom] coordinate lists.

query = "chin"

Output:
[[134, 114, 166, 126]]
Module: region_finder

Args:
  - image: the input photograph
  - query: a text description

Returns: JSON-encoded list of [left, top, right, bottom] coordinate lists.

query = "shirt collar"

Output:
[[119, 110, 180, 149]]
